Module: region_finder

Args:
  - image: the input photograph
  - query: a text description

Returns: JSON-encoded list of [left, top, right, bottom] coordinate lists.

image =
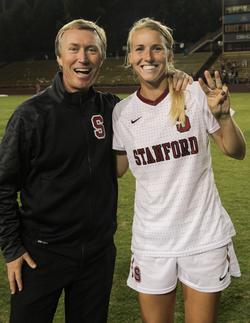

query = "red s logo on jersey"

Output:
[[176, 115, 191, 133], [91, 115, 106, 139]]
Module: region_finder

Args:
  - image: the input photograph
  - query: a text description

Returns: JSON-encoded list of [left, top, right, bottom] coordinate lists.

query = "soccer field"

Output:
[[0, 94, 249, 322]]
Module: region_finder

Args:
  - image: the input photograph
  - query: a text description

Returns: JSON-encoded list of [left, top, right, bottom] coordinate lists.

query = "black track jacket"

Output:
[[0, 72, 120, 262]]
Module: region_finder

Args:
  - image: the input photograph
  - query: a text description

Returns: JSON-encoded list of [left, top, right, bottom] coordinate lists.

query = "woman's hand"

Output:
[[199, 70, 230, 120]]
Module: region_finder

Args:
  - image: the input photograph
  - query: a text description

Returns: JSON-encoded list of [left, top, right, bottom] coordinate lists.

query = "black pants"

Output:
[[10, 240, 116, 323]]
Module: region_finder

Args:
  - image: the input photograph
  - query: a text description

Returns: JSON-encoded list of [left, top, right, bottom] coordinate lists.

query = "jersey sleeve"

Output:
[[112, 103, 126, 152]]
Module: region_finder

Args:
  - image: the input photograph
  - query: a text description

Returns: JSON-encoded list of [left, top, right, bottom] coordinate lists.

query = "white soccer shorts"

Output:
[[127, 242, 241, 294]]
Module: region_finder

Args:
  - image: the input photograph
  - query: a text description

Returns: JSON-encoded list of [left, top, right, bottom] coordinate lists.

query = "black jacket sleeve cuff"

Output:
[[2, 241, 26, 263]]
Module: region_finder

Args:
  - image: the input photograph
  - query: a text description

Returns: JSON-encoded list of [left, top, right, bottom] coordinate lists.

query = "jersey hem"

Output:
[[131, 237, 234, 257]]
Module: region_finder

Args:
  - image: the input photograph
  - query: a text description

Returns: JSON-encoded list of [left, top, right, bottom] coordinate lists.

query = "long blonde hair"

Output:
[[125, 18, 185, 125]]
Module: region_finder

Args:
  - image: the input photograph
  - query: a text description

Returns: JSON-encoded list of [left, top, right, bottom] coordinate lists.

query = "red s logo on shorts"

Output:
[[131, 257, 141, 282], [134, 266, 141, 282]]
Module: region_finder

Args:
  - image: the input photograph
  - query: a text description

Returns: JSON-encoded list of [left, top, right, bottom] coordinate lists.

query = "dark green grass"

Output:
[[0, 94, 249, 322], [0, 96, 31, 138]]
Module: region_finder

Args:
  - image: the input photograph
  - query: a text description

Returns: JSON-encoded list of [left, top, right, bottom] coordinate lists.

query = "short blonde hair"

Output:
[[126, 17, 186, 125], [55, 19, 107, 59]]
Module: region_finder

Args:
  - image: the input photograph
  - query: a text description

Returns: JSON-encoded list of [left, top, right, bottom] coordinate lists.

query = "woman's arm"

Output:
[[114, 151, 129, 177], [199, 70, 246, 160], [211, 117, 246, 160]]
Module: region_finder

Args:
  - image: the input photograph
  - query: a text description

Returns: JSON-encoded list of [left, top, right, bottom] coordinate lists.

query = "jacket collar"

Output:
[[49, 71, 96, 106]]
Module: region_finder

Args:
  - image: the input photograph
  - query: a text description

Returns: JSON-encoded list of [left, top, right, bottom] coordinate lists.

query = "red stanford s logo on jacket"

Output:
[[91, 115, 106, 139]]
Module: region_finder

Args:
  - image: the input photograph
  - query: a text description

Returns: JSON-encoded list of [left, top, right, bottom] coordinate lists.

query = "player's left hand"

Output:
[[172, 69, 193, 91], [199, 70, 230, 120]]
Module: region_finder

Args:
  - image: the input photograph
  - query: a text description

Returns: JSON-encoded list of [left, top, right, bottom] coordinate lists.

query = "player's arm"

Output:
[[210, 118, 246, 160], [114, 151, 129, 178], [199, 70, 246, 160]]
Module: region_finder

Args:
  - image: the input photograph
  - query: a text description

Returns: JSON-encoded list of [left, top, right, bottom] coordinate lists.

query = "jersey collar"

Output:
[[136, 88, 169, 106]]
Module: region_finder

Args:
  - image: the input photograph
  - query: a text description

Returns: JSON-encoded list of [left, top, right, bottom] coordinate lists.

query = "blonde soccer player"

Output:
[[112, 17, 246, 323]]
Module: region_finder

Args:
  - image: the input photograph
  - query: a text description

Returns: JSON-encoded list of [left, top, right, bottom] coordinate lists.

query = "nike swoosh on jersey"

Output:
[[131, 117, 142, 124]]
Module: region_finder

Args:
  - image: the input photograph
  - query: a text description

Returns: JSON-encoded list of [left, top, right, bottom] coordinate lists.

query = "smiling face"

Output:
[[56, 28, 103, 93], [128, 28, 170, 90]]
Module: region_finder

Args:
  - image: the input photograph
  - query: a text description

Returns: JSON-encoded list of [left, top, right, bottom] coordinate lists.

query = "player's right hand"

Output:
[[6, 252, 37, 294]]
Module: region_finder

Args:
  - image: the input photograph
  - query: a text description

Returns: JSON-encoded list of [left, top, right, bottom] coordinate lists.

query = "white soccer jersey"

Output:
[[113, 82, 236, 257]]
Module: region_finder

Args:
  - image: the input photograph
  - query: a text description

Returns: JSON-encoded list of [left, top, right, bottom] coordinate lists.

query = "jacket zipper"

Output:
[[80, 96, 94, 241]]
